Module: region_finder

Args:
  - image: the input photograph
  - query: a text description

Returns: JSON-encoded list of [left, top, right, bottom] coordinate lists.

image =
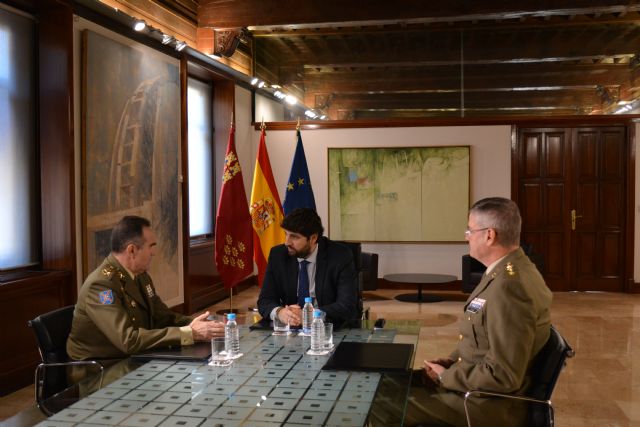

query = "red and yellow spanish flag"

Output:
[[214, 124, 253, 289], [250, 128, 285, 286]]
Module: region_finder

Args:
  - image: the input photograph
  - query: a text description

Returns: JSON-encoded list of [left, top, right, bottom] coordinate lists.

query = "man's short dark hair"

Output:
[[281, 208, 324, 238], [111, 216, 151, 253]]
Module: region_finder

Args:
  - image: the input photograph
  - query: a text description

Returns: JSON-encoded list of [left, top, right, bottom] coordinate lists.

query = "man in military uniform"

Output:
[[406, 197, 552, 427], [67, 216, 224, 360]]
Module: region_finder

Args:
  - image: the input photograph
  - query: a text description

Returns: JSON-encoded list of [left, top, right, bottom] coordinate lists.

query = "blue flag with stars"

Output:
[[283, 129, 316, 215]]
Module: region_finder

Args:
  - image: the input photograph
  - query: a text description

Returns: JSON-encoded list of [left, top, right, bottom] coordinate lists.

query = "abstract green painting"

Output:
[[328, 146, 470, 242]]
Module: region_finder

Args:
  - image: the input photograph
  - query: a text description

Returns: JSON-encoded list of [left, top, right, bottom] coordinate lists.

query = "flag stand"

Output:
[[216, 289, 239, 316]]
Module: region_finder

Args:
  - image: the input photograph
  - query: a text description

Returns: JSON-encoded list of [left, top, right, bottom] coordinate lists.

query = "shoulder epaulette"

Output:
[[505, 262, 517, 276], [101, 264, 125, 281]]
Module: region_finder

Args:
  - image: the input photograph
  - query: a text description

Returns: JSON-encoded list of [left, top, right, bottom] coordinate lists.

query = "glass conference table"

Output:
[[16, 320, 419, 427]]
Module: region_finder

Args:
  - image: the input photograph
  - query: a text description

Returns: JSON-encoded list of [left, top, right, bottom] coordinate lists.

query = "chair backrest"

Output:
[[28, 305, 76, 364], [360, 252, 379, 291], [528, 325, 574, 401], [333, 241, 363, 319]]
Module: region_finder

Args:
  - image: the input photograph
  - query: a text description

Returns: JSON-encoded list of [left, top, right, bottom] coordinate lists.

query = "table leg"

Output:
[[417, 284, 423, 302]]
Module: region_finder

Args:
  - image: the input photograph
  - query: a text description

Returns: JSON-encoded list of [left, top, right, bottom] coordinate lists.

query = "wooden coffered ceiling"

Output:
[[195, 0, 640, 119]]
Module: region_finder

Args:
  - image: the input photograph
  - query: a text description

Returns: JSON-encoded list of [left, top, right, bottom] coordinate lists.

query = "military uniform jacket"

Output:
[[440, 248, 552, 394], [67, 255, 192, 360]]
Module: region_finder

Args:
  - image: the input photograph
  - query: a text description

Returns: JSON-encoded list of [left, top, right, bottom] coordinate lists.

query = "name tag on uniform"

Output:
[[466, 297, 486, 313]]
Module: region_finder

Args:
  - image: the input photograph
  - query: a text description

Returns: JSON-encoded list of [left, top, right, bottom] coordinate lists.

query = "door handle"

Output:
[[571, 209, 583, 230]]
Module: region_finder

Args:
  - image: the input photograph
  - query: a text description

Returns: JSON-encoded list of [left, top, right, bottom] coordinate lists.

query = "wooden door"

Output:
[[515, 126, 627, 292]]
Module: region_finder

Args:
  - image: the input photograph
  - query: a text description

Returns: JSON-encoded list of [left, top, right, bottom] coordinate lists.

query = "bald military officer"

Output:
[[67, 216, 224, 360], [405, 197, 552, 427]]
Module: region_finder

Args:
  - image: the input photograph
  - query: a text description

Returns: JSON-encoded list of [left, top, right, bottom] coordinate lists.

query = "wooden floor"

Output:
[[2, 287, 638, 426]]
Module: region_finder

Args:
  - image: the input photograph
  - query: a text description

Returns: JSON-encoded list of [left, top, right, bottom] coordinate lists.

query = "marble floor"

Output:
[[2, 287, 639, 426]]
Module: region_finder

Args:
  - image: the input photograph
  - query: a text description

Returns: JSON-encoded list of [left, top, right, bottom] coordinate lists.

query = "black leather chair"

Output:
[[334, 241, 366, 319], [28, 305, 104, 415], [463, 325, 575, 427], [461, 254, 486, 293], [361, 251, 379, 291]]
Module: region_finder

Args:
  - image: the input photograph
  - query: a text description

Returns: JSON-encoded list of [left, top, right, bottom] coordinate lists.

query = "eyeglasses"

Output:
[[464, 227, 489, 237]]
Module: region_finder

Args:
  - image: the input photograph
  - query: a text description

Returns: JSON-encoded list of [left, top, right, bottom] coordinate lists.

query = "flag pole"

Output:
[[216, 289, 238, 315]]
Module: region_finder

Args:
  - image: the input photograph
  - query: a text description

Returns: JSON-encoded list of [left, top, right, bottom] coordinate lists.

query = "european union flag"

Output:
[[283, 130, 316, 215]]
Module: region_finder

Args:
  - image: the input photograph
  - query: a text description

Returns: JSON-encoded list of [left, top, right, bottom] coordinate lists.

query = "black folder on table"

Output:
[[322, 341, 414, 372], [130, 341, 212, 362]]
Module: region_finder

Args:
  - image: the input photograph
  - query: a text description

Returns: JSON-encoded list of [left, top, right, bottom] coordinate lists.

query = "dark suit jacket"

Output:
[[257, 237, 358, 325]]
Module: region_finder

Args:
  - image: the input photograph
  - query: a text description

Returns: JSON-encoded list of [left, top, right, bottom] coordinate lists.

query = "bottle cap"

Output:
[[227, 313, 236, 321], [305, 297, 312, 303], [313, 309, 323, 318]]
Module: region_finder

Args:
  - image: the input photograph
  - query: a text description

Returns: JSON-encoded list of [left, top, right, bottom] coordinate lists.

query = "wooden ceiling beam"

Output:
[[197, 0, 640, 29], [254, 26, 640, 66], [300, 66, 632, 93]]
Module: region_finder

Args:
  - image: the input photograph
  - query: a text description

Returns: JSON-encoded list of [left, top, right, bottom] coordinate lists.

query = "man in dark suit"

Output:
[[257, 208, 358, 327]]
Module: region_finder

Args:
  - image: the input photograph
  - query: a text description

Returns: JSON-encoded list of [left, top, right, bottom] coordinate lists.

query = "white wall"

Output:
[[232, 105, 512, 278]]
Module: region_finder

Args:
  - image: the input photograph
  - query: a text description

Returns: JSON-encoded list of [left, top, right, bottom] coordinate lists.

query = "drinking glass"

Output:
[[210, 336, 232, 366], [324, 323, 334, 351], [273, 316, 291, 336]]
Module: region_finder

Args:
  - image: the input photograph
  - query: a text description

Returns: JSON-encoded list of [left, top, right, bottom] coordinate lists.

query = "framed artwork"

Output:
[[81, 29, 183, 306], [328, 146, 470, 242]]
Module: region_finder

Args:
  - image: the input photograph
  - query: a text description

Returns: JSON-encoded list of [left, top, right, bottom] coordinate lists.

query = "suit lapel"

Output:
[[315, 238, 327, 305], [108, 255, 148, 310], [465, 273, 493, 309]]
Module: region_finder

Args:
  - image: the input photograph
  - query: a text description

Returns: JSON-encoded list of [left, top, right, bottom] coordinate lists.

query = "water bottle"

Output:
[[302, 297, 314, 334], [225, 313, 240, 357], [310, 309, 325, 353]]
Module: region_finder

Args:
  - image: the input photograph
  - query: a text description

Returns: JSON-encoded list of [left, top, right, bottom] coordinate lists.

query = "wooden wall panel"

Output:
[[38, 0, 76, 279], [0, 271, 72, 395], [545, 133, 565, 177]]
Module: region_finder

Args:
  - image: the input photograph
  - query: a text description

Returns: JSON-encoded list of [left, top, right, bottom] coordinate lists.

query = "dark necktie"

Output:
[[298, 260, 310, 308]]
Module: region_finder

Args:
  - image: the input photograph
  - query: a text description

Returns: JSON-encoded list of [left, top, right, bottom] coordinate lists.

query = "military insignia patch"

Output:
[[505, 262, 516, 276], [145, 284, 155, 298], [101, 265, 115, 278], [99, 290, 114, 305]]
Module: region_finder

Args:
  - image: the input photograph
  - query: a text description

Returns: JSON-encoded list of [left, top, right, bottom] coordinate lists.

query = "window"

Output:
[[0, 7, 37, 270], [187, 78, 214, 238]]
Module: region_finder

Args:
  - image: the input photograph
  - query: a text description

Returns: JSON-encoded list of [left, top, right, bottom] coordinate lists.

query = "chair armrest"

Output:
[[463, 390, 552, 427], [35, 360, 105, 415]]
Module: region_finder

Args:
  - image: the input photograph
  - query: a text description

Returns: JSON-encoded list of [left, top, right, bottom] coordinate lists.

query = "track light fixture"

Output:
[[175, 40, 187, 51], [133, 20, 146, 31], [285, 95, 297, 105], [161, 34, 174, 45]]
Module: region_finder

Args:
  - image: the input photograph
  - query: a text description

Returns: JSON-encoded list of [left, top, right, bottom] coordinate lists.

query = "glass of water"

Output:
[[273, 315, 291, 336], [210, 336, 232, 366]]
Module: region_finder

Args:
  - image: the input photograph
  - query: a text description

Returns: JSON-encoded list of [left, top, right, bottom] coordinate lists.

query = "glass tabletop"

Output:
[[30, 320, 419, 427]]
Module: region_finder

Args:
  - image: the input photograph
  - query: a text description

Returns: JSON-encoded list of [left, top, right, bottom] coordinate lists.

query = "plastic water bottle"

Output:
[[302, 297, 314, 334], [225, 313, 240, 357], [310, 309, 325, 353]]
